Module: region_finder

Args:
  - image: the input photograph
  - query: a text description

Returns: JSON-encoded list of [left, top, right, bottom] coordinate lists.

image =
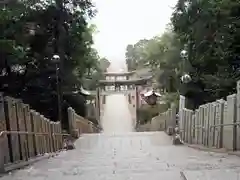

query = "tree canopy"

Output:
[[83, 57, 110, 90], [171, 0, 240, 106], [126, 0, 240, 108], [0, 0, 101, 127]]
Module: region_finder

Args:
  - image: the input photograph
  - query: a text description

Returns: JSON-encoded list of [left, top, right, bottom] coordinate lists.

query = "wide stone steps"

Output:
[[1, 132, 240, 180]]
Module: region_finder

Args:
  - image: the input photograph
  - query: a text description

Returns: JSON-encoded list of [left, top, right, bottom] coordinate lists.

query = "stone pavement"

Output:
[[101, 94, 134, 133], [1, 94, 240, 179], [2, 132, 240, 180]]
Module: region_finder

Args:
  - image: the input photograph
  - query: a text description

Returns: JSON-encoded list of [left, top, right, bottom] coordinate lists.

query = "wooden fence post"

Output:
[[0, 94, 10, 169], [5, 97, 21, 163], [0, 94, 7, 172], [50, 122, 55, 152], [215, 100, 224, 148], [182, 109, 186, 141], [31, 111, 40, 156], [208, 102, 216, 147], [223, 94, 237, 150], [16, 100, 27, 161], [236, 80, 240, 150], [44, 118, 50, 153]]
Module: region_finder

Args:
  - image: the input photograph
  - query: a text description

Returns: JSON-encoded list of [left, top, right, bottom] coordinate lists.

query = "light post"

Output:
[[180, 48, 191, 84], [51, 54, 62, 123], [53, 0, 65, 126], [25, 22, 36, 37], [180, 44, 195, 110]]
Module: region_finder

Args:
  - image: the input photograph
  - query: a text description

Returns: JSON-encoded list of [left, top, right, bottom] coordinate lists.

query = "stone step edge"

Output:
[[1, 151, 61, 174], [185, 143, 240, 156]]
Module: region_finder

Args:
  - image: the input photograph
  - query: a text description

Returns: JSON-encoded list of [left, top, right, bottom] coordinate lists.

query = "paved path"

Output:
[[2, 93, 240, 179], [101, 94, 134, 133], [2, 132, 240, 180]]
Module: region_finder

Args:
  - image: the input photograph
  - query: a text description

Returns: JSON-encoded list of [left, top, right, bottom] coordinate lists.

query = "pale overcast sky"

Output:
[[91, 0, 177, 67]]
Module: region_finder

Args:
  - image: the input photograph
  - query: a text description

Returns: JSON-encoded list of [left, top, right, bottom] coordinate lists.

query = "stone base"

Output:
[[71, 129, 79, 139], [167, 127, 174, 136], [64, 140, 76, 150], [166, 127, 175, 136], [172, 135, 183, 145], [3, 153, 59, 173]]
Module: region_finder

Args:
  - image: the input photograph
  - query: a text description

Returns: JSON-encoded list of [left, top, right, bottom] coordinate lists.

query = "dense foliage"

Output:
[[171, 0, 240, 106], [83, 57, 110, 90], [126, 0, 240, 108], [137, 104, 168, 125], [0, 0, 101, 127]]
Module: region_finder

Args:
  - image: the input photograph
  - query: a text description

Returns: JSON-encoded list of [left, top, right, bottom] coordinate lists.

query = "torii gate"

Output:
[[95, 72, 152, 127]]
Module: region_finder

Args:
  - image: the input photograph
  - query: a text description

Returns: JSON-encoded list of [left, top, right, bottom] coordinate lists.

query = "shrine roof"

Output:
[[99, 76, 152, 85], [143, 90, 161, 97], [103, 71, 135, 76]]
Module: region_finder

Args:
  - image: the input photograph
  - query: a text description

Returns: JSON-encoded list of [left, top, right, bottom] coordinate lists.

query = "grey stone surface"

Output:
[[63, 140, 75, 150], [172, 134, 183, 145], [1, 132, 240, 180], [2, 94, 240, 180], [101, 94, 134, 133]]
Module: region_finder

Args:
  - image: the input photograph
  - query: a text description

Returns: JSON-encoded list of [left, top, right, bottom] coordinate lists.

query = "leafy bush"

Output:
[[137, 103, 168, 124]]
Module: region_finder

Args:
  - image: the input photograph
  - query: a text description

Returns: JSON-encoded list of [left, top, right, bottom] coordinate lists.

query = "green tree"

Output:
[[99, 57, 110, 72], [129, 0, 240, 108], [125, 39, 149, 71], [0, 0, 99, 126], [83, 57, 111, 90], [125, 30, 182, 93], [171, 0, 240, 105]]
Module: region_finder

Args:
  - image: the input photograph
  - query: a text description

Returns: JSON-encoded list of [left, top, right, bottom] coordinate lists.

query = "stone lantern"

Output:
[[143, 90, 161, 105], [25, 22, 36, 36]]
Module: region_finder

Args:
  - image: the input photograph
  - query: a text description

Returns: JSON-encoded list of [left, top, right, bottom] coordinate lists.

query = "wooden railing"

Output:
[[67, 107, 100, 138], [178, 80, 240, 151], [0, 94, 67, 172]]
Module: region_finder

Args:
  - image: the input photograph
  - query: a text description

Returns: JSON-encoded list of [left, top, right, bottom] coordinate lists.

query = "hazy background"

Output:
[[91, 0, 177, 71]]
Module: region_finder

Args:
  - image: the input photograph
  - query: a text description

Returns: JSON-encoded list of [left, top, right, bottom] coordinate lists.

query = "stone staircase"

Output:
[[3, 131, 240, 180]]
